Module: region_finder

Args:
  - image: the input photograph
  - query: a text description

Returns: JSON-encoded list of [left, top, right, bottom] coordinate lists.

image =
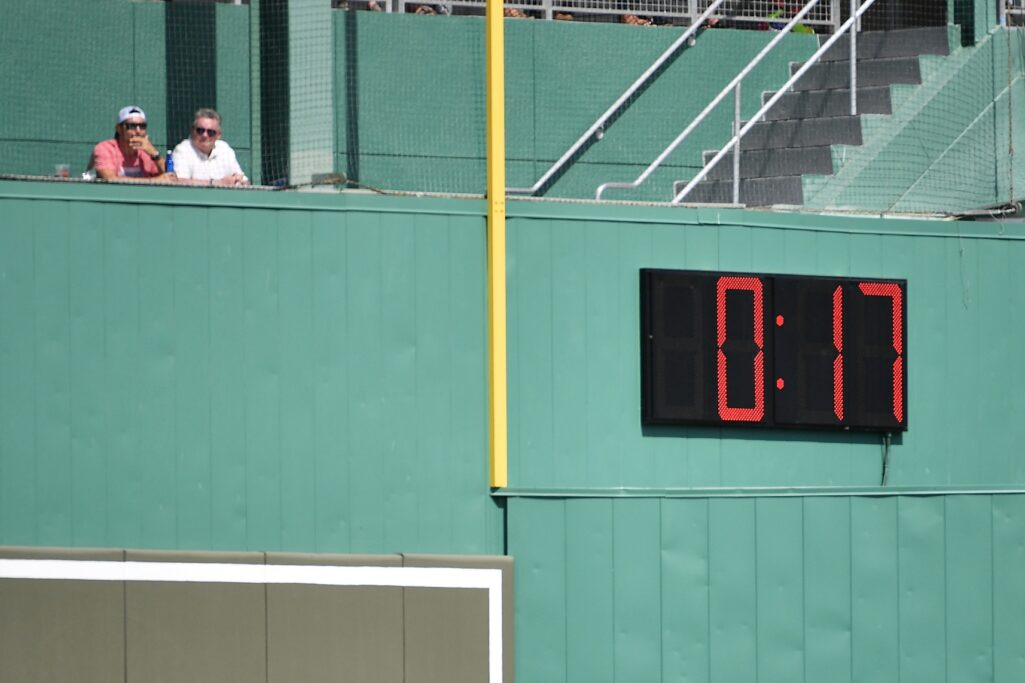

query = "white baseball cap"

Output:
[[117, 105, 147, 124]]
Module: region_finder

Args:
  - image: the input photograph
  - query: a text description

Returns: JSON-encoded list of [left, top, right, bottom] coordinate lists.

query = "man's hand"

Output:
[[128, 133, 159, 159], [214, 173, 250, 187]]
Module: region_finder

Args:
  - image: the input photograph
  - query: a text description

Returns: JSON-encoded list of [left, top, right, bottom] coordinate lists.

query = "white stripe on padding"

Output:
[[0, 559, 503, 683]]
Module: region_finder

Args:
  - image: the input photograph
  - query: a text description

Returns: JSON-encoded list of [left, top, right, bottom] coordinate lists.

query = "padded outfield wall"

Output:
[[2, 182, 1025, 680], [0, 181, 498, 555]]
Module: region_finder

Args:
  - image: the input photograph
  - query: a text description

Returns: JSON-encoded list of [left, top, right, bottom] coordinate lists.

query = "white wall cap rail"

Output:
[[595, 0, 825, 201], [505, 0, 729, 196], [671, 0, 878, 204]]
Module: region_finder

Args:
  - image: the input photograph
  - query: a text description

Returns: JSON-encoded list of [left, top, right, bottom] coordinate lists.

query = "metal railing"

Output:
[[396, 0, 838, 25], [506, 0, 729, 195], [670, 0, 876, 204], [1005, 0, 1025, 25], [595, 0, 829, 201]]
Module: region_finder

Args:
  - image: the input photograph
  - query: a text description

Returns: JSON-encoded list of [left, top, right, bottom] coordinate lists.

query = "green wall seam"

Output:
[[494, 485, 1025, 498]]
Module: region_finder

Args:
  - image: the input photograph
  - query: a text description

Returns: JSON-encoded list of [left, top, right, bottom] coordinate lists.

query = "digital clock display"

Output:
[[641, 269, 907, 431]]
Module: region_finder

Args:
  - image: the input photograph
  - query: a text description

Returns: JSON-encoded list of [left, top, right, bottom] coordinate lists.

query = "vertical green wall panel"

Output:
[[411, 214, 454, 547], [173, 210, 214, 550], [508, 219, 554, 486], [105, 214, 144, 548], [69, 204, 109, 546], [803, 497, 852, 683], [34, 211, 72, 546], [138, 209, 177, 549], [992, 495, 1025, 682], [612, 499, 661, 682], [850, 497, 899, 682], [708, 497, 757, 682], [445, 213, 490, 550], [243, 211, 283, 551], [755, 498, 805, 683], [311, 210, 349, 550], [509, 498, 567, 683], [660, 498, 710, 683], [379, 211, 418, 551], [564, 499, 613, 683], [0, 216, 35, 544], [945, 496, 993, 682], [551, 223, 588, 485], [346, 210, 387, 550], [209, 207, 249, 550], [279, 210, 317, 552], [897, 496, 946, 682], [904, 235, 945, 481]]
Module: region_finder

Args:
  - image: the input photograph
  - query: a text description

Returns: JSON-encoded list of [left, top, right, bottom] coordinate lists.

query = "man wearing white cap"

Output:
[[89, 106, 173, 181]]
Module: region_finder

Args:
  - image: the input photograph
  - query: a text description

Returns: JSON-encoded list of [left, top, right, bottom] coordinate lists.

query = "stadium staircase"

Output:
[[679, 25, 957, 207]]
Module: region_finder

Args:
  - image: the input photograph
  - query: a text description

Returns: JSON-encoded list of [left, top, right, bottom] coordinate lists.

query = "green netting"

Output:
[[0, 0, 1021, 214]]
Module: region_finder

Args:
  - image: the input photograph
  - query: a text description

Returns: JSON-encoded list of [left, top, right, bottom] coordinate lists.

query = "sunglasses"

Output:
[[194, 127, 220, 137], [122, 122, 147, 130]]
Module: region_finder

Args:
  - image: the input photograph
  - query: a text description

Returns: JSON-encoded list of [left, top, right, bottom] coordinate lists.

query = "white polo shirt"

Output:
[[172, 138, 246, 182]]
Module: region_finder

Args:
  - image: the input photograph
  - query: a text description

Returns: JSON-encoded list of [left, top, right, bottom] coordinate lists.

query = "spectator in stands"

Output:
[[622, 13, 653, 25], [763, 1, 814, 32], [172, 108, 249, 187], [89, 106, 173, 182]]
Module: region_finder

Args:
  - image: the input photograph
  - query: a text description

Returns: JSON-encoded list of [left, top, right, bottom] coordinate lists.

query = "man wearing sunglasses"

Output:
[[89, 106, 173, 181], [172, 108, 249, 187]]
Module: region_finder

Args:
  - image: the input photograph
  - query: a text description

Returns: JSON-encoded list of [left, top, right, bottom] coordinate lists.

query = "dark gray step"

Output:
[[762, 86, 892, 120], [790, 56, 921, 91], [818, 26, 951, 62], [740, 115, 862, 150], [675, 176, 804, 206], [702, 146, 834, 180]]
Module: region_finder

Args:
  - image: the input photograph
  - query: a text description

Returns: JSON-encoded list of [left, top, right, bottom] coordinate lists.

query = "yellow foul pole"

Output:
[[485, 0, 508, 488]]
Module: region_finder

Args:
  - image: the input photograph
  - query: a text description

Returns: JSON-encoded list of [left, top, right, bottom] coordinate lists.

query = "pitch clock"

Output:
[[641, 269, 907, 431]]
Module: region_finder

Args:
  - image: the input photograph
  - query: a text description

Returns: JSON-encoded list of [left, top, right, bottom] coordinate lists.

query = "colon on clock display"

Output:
[[641, 269, 907, 431]]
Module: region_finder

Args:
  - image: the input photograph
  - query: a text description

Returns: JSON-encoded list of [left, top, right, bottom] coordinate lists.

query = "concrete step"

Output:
[[818, 26, 951, 62], [740, 115, 863, 150], [675, 175, 804, 206], [702, 146, 835, 180], [790, 56, 921, 91], [762, 86, 892, 120]]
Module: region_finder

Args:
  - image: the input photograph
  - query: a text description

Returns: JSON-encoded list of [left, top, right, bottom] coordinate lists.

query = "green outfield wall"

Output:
[[2, 181, 1025, 680], [0, 181, 498, 554]]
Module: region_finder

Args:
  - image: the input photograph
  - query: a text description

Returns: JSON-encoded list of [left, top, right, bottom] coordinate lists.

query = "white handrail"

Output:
[[672, 0, 877, 204], [505, 0, 729, 196], [595, 0, 824, 201]]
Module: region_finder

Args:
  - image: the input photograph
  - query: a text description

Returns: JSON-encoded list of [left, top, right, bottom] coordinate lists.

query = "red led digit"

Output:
[[858, 282, 904, 423], [716, 276, 764, 422], [833, 285, 844, 421]]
